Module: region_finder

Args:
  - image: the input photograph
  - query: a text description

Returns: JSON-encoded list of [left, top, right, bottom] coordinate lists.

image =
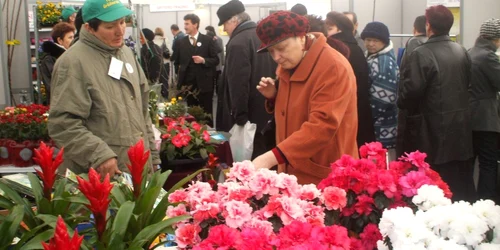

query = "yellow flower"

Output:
[[178, 97, 183, 101], [171, 97, 177, 102]]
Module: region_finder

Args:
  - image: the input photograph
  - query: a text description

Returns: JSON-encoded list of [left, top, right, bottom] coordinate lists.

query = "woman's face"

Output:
[[268, 36, 306, 70], [364, 37, 386, 54], [57, 31, 75, 49], [326, 24, 340, 37]]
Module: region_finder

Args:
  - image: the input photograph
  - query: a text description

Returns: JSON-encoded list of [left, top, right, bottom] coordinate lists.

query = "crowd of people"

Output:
[[41, 0, 500, 205]]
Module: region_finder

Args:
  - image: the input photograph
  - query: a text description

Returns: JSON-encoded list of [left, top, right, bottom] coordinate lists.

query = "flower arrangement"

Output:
[[124, 35, 137, 55], [187, 106, 212, 125], [317, 142, 451, 249], [167, 161, 354, 249], [158, 97, 188, 119], [36, 1, 62, 27], [0, 104, 50, 142], [378, 185, 500, 250], [160, 117, 216, 161]]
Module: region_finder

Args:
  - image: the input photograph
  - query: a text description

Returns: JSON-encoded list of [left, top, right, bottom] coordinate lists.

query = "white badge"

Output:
[[125, 63, 134, 74], [197, 42, 202, 47], [108, 57, 124, 80]]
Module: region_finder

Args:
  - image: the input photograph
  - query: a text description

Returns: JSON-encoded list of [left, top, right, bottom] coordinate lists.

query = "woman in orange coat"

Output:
[[252, 11, 359, 184]]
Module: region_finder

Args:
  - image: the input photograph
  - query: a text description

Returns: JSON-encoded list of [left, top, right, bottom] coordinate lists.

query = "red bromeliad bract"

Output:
[[42, 216, 83, 250], [33, 142, 64, 201], [76, 168, 113, 240], [127, 139, 150, 198]]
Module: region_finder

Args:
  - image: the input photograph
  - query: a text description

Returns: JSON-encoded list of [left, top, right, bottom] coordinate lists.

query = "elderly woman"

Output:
[[40, 22, 76, 104], [361, 22, 399, 150], [253, 11, 359, 184]]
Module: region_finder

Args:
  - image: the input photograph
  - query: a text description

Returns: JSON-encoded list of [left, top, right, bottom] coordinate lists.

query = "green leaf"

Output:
[[0, 195, 14, 210], [27, 173, 44, 208], [0, 182, 37, 229], [110, 185, 127, 207], [167, 168, 209, 193], [182, 144, 194, 155], [0, 205, 24, 248], [13, 223, 50, 250], [108, 201, 135, 250], [53, 195, 89, 205], [20, 229, 54, 250], [130, 215, 191, 249], [200, 148, 208, 159]]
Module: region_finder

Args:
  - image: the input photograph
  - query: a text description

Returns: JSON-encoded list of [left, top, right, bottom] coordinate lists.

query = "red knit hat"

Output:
[[256, 11, 310, 53]]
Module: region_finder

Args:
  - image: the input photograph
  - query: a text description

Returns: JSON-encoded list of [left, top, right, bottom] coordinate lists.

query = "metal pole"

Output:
[[459, 0, 464, 45], [0, 0, 11, 107], [33, 4, 41, 104], [25, 1, 35, 104], [349, 0, 354, 12]]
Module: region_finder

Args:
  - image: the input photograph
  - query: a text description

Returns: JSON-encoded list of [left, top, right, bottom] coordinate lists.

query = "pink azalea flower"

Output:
[[175, 223, 201, 248], [243, 218, 275, 237], [278, 221, 313, 248], [192, 202, 220, 222], [399, 170, 432, 197], [248, 170, 279, 199], [203, 224, 242, 248], [239, 227, 273, 250], [166, 204, 188, 218], [331, 155, 357, 169], [298, 184, 321, 201], [399, 150, 430, 169], [277, 197, 306, 225], [322, 186, 347, 210], [353, 195, 375, 216], [168, 189, 188, 203], [228, 161, 255, 181], [223, 200, 253, 229], [276, 173, 300, 197], [359, 223, 382, 250]]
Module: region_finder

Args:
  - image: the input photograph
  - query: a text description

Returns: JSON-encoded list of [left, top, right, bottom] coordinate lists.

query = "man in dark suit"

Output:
[[173, 14, 219, 124]]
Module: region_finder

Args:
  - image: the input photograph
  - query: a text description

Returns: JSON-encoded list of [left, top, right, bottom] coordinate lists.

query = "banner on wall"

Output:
[[149, 3, 196, 12], [427, 0, 460, 7]]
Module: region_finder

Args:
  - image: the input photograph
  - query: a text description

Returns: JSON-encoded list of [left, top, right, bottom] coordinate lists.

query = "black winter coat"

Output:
[[332, 32, 375, 146], [40, 41, 66, 104], [397, 35, 473, 165], [468, 37, 500, 133], [217, 21, 277, 133], [140, 41, 163, 83]]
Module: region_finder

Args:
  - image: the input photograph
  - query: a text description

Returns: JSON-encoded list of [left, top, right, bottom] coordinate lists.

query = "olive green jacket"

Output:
[[48, 28, 160, 174]]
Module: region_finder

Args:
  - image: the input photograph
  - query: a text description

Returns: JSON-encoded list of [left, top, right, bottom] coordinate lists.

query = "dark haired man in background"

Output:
[[401, 15, 428, 67], [343, 11, 366, 53], [172, 14, 219, 125]]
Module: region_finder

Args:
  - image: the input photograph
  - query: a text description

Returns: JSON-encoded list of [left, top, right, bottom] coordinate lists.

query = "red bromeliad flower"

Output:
[[127, 139, 150, 199], [207, 153, 219, 169], [77, 168, 113, 240], [33, 142, 64, 201], [42, 216, 83, 250]]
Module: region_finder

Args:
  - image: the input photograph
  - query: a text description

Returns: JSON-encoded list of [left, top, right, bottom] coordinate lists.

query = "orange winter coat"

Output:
[[270, 33, 359, 185]]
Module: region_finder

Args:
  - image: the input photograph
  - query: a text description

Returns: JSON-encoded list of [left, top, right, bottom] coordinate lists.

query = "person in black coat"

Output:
[[172, 14, 219, 123], [140, 28, 164, 84], [468, 18, 500, 203], [40, 22, 76, 104], [398, 5, 474, 202], [216, 0, 277, 159], [325, 11, 376, 147]]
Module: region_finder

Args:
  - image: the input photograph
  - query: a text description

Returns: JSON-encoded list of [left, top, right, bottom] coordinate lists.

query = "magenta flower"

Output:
[[399, 170, 432, 197], [399, 150, 430, 169]]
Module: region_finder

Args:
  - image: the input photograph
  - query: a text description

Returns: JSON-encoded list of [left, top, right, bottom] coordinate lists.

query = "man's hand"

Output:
[[252, 151, 278, 170], [192, 56, 205, 64], [96, 158, 122, 179]]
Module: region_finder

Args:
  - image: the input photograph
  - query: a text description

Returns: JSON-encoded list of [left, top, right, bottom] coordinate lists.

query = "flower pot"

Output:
[[4, 140, 55, 167], [0, 139, 11, 166], [161, 157, 207, 190]]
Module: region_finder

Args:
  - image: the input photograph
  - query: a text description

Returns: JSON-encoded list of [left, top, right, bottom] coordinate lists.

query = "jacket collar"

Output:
[[80, 28, 122, 55], [277, 32, 326, 82], [42, 41, 66, 58], [367, 40, 394, 59], [426, 34, 451, 44], [231, 21, 256, 39], [331, 31, 357, 45], [474, 37, 498, 52]]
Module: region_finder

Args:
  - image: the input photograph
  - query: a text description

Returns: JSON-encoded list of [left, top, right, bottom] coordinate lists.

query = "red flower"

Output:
[[161, 133, 171, 140], [77, 168, 113, 240], [202, 225, 242, 249], [127, 139, 150, 199], [203, 130, 211, 142], [191, 122, 202, 132], [399, 170, 432, 197], [359, 223, 382, 250], [278, 221, 313, 248], [353, 195, 374, 216], [181, 134, 192, 146], [33, 142, 64, 201], [359, 142, 387, 169], [322, 186, 347, 210], [42, 216, 83, 250], [207, 153, 219, 169], [425, 168, 453, 198], [172, 134, 184, 148]]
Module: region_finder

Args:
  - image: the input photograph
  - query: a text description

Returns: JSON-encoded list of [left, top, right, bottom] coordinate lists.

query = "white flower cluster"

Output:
[[377, 185, 500, 249]]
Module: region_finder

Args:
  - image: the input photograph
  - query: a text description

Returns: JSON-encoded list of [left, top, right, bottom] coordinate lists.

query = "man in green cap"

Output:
[[49, 0, 161, 178], [61, 6, 78, 25]]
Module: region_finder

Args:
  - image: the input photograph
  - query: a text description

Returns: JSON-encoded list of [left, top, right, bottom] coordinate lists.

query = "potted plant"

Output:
[[159, 117, 216, 189], [0, 104, 51, 167], [36, 1, 62, 28], [187, 106, 211, 125]]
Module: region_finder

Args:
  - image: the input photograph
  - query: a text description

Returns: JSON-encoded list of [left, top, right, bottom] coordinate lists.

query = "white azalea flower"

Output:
[[473, 200, 500, 227], [412, 185, 451, 211], [377, 240, 390, 250], [476, 243, 500, 250], [379, 207, 415, 237], [427, 239, 468, 250], [447, 213, 489, 246]]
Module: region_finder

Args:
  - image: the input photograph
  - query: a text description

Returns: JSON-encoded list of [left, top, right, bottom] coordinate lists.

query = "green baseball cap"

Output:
[[61, 7, 77, 20], [82, 0, 133, 23]]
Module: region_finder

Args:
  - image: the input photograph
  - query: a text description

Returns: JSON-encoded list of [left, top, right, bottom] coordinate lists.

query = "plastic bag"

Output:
[[229, 121, 256, 162]]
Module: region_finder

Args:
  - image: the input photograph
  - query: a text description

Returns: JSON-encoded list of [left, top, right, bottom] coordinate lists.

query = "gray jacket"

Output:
[[468, 37, 500, 133]]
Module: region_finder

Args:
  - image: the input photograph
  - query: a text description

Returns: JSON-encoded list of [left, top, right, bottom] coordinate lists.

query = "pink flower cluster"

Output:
[[162, 118, 211, 148], [168, 161, 350, 249], [318, 142, 452, 249]]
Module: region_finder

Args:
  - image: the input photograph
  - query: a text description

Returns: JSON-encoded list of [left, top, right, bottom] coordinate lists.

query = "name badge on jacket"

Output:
[[108, 57, 123, 80]]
